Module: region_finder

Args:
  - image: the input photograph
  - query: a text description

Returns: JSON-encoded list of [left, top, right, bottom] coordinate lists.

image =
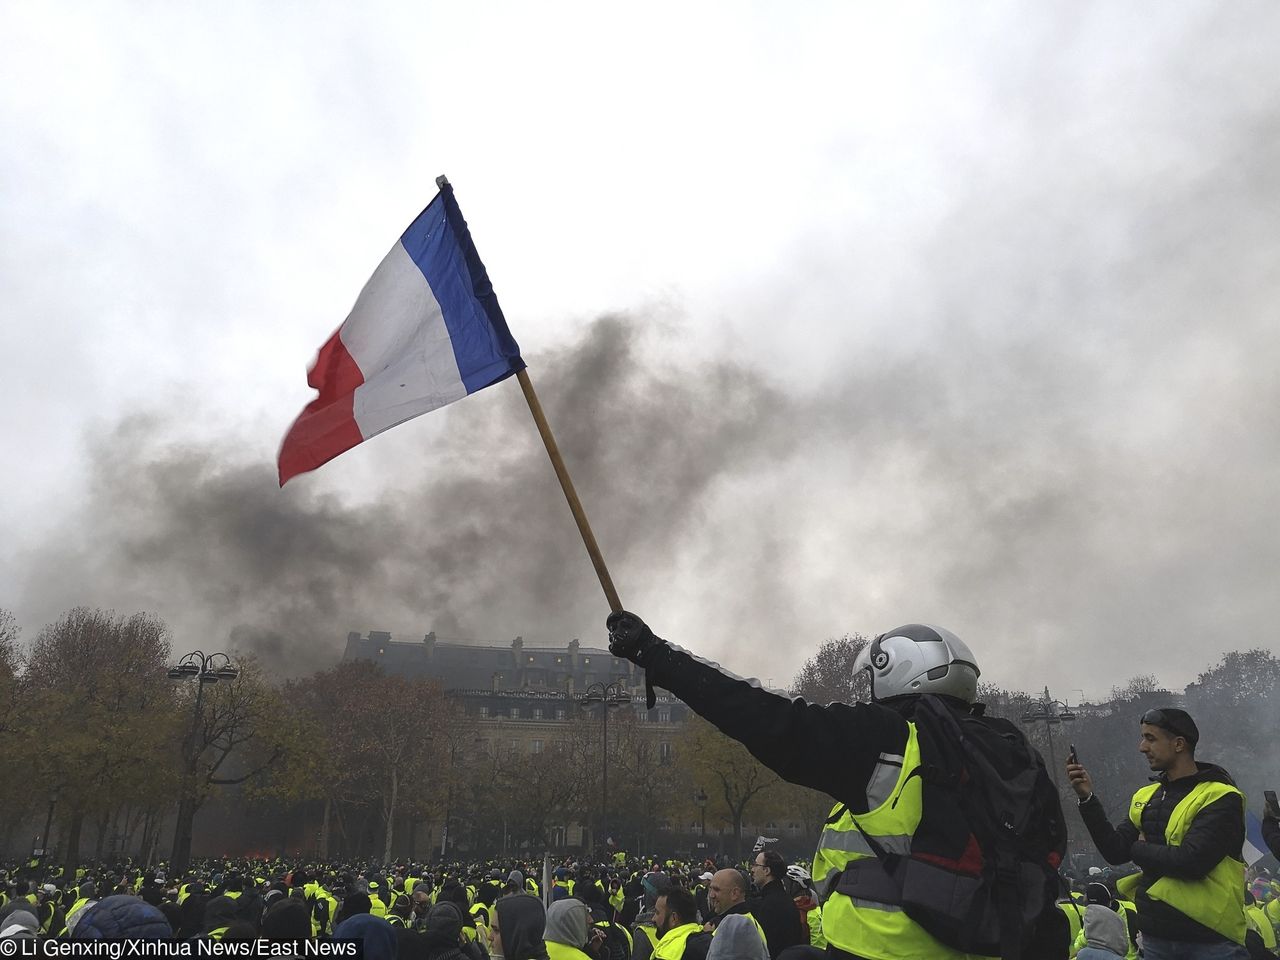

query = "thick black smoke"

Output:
[[16, 316, 806, 676]]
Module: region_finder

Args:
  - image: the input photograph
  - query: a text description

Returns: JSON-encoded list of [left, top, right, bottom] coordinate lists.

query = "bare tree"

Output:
[[792, 633, 871, 704]]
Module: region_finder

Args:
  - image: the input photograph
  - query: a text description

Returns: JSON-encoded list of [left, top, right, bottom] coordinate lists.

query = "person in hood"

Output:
[[1069, 707, 1249, 959], [544, 899, 593, 960], [705, 916, 768, 960], [491, 894, 548, 960], [1075, 898, 1129, 960], [201, 895, 241, 939], [73, 895, 172, 940], [0, 903, 40, 939], [336, 914, 399, 960]]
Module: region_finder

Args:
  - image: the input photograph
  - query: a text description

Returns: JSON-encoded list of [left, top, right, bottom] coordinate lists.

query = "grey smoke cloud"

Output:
[[6, 2, 1280, 697]]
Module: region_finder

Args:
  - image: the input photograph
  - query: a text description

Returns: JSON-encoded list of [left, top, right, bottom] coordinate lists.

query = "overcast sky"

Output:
[[3, 2, 1278, 702]]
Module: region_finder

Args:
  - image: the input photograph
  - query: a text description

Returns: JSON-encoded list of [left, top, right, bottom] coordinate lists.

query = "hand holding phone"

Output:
[[1068, 743, 1079, 765], [1265, 789, 1279, 820]]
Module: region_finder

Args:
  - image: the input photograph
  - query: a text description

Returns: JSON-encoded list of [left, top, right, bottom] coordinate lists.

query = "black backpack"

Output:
[[846, 695, 1067, 960]]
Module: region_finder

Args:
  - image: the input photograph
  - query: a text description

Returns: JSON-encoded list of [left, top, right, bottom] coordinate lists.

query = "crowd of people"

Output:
[[0, 852, 835, 956], [2, 843, 1279, 960], [5, 614, 1279, 960]]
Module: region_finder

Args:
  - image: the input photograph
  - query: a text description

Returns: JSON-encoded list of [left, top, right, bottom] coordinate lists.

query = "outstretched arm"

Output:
[[609, 612, 908, 810]]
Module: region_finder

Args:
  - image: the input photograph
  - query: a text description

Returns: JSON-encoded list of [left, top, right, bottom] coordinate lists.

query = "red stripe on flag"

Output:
[[277, 331, 367, 485]]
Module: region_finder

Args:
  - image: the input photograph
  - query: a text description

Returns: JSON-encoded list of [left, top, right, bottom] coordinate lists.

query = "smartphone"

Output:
[[1068, 743, 1079, 765], [1265, 790, 1279, 817]]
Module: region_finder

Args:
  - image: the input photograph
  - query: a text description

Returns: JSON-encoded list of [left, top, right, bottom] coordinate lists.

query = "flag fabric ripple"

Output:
[[278, 183, 524, 485]]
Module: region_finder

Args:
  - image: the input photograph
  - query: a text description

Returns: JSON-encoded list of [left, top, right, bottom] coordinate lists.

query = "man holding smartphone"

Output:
[[1066, 708, 1248, 960]]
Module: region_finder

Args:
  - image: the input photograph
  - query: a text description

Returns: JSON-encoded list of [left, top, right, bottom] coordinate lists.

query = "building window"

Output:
[[583, 657, 591, 665], [528, 655, 535, 663], [508, 739, 518, 754], [556, 708, 566, 720], [510, 707, 520, 719], [658, 708, 670, 723], [478, 706, 489, 718], [377, 648, 385, 655], [659, 742, 672, 764], [556, 656, 563, 663], [533, 707, 543, 720], [532, 739, 544, 754]]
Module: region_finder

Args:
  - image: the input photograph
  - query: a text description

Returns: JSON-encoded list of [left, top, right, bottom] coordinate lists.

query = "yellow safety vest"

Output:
[[545, 941, 592, 960], [369, 895, 387, 918], [811, 721, 993, 960], [653, 922, 704, 960], [1247, 903, 1276, 951], [1056, 900, 1083, 957], [1116, 780, 1247, 945]]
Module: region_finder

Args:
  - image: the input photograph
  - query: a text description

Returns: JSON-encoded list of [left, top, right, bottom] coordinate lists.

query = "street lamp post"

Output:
[[167, 650, 238, 875], [1019, 686, 1076, 780], [579, 680, 631, 854], [35, 787, 59, 859], [694, 788, 708, 845]]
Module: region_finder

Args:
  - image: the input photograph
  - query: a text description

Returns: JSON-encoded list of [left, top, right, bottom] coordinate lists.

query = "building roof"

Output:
[[342, 630, 642, 694]]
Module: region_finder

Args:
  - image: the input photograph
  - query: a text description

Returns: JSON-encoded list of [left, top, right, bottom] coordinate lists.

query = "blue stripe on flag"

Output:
[[399, 186, 525, 394], [1247, 811, 1267, 857]]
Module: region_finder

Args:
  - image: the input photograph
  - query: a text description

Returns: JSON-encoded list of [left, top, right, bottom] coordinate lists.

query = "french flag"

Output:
[[278, 179, 525, 485]]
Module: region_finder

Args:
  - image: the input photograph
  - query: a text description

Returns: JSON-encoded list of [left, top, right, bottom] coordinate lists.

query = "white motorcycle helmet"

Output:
[[854, 623, 980, 703]]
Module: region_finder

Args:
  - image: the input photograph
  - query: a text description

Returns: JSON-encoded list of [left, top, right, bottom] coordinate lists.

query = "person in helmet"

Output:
[[607, 614, 1067, 960]]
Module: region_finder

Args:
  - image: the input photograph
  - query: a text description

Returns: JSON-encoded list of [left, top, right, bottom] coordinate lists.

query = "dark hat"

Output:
[[422, 902, 464, 947], [1140, 708, 1199, 745]]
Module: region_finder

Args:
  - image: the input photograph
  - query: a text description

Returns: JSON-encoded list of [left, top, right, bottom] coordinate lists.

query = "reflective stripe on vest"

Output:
[[1116, 780, 1247, 945], [1247, 903, 1276, 950], [810, 721, 992, 960]]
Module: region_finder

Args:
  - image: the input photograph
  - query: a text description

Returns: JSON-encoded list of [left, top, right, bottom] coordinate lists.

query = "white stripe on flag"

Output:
[[344, 241, 468, 439]]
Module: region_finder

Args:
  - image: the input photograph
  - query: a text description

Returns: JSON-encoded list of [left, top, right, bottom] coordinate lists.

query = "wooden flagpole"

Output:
[[515, 368, 623, 614]]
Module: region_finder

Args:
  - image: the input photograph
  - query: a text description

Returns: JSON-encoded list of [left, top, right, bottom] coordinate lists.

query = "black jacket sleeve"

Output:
[[1263, 815, 1280, 859], [1129, 793, 1244, 880], [644, 642, 909, 811], [1077, 794, 1139, 865]]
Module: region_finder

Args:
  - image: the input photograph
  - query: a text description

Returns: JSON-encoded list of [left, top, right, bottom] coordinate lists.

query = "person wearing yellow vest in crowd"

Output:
[[703, 869, 768, 950], [298, 872, 338, 937], [706, 915, 769, 960], [1243, 891, 1276, 957], [651, 889, 712, 960], [1068, 707, 1249, 960], [553, 867, 576, 898], [544, 899, 596, 960], [608, 876, 626, 920], [1058, 895, 1086, 958], [62, 879, 98, 936], [368, 879, 388, 918], [607, 615, 1068, 960]]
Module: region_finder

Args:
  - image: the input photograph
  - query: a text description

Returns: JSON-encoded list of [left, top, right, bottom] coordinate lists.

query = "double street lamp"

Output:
[[1020, 686, 1076, 777], [579, 680, 631, 853], [168, 650, 238, 874]]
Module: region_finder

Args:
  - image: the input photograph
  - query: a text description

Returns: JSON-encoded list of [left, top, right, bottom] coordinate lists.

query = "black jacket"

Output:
[[642, 642, 1065, 960], [1078, 762, 1244, 943], [746, 880, 803, 959], [644, 642, 912, 812]]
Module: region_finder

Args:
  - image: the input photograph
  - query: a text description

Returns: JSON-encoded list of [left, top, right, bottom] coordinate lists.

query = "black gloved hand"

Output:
[[606, 611, 664, 668]]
